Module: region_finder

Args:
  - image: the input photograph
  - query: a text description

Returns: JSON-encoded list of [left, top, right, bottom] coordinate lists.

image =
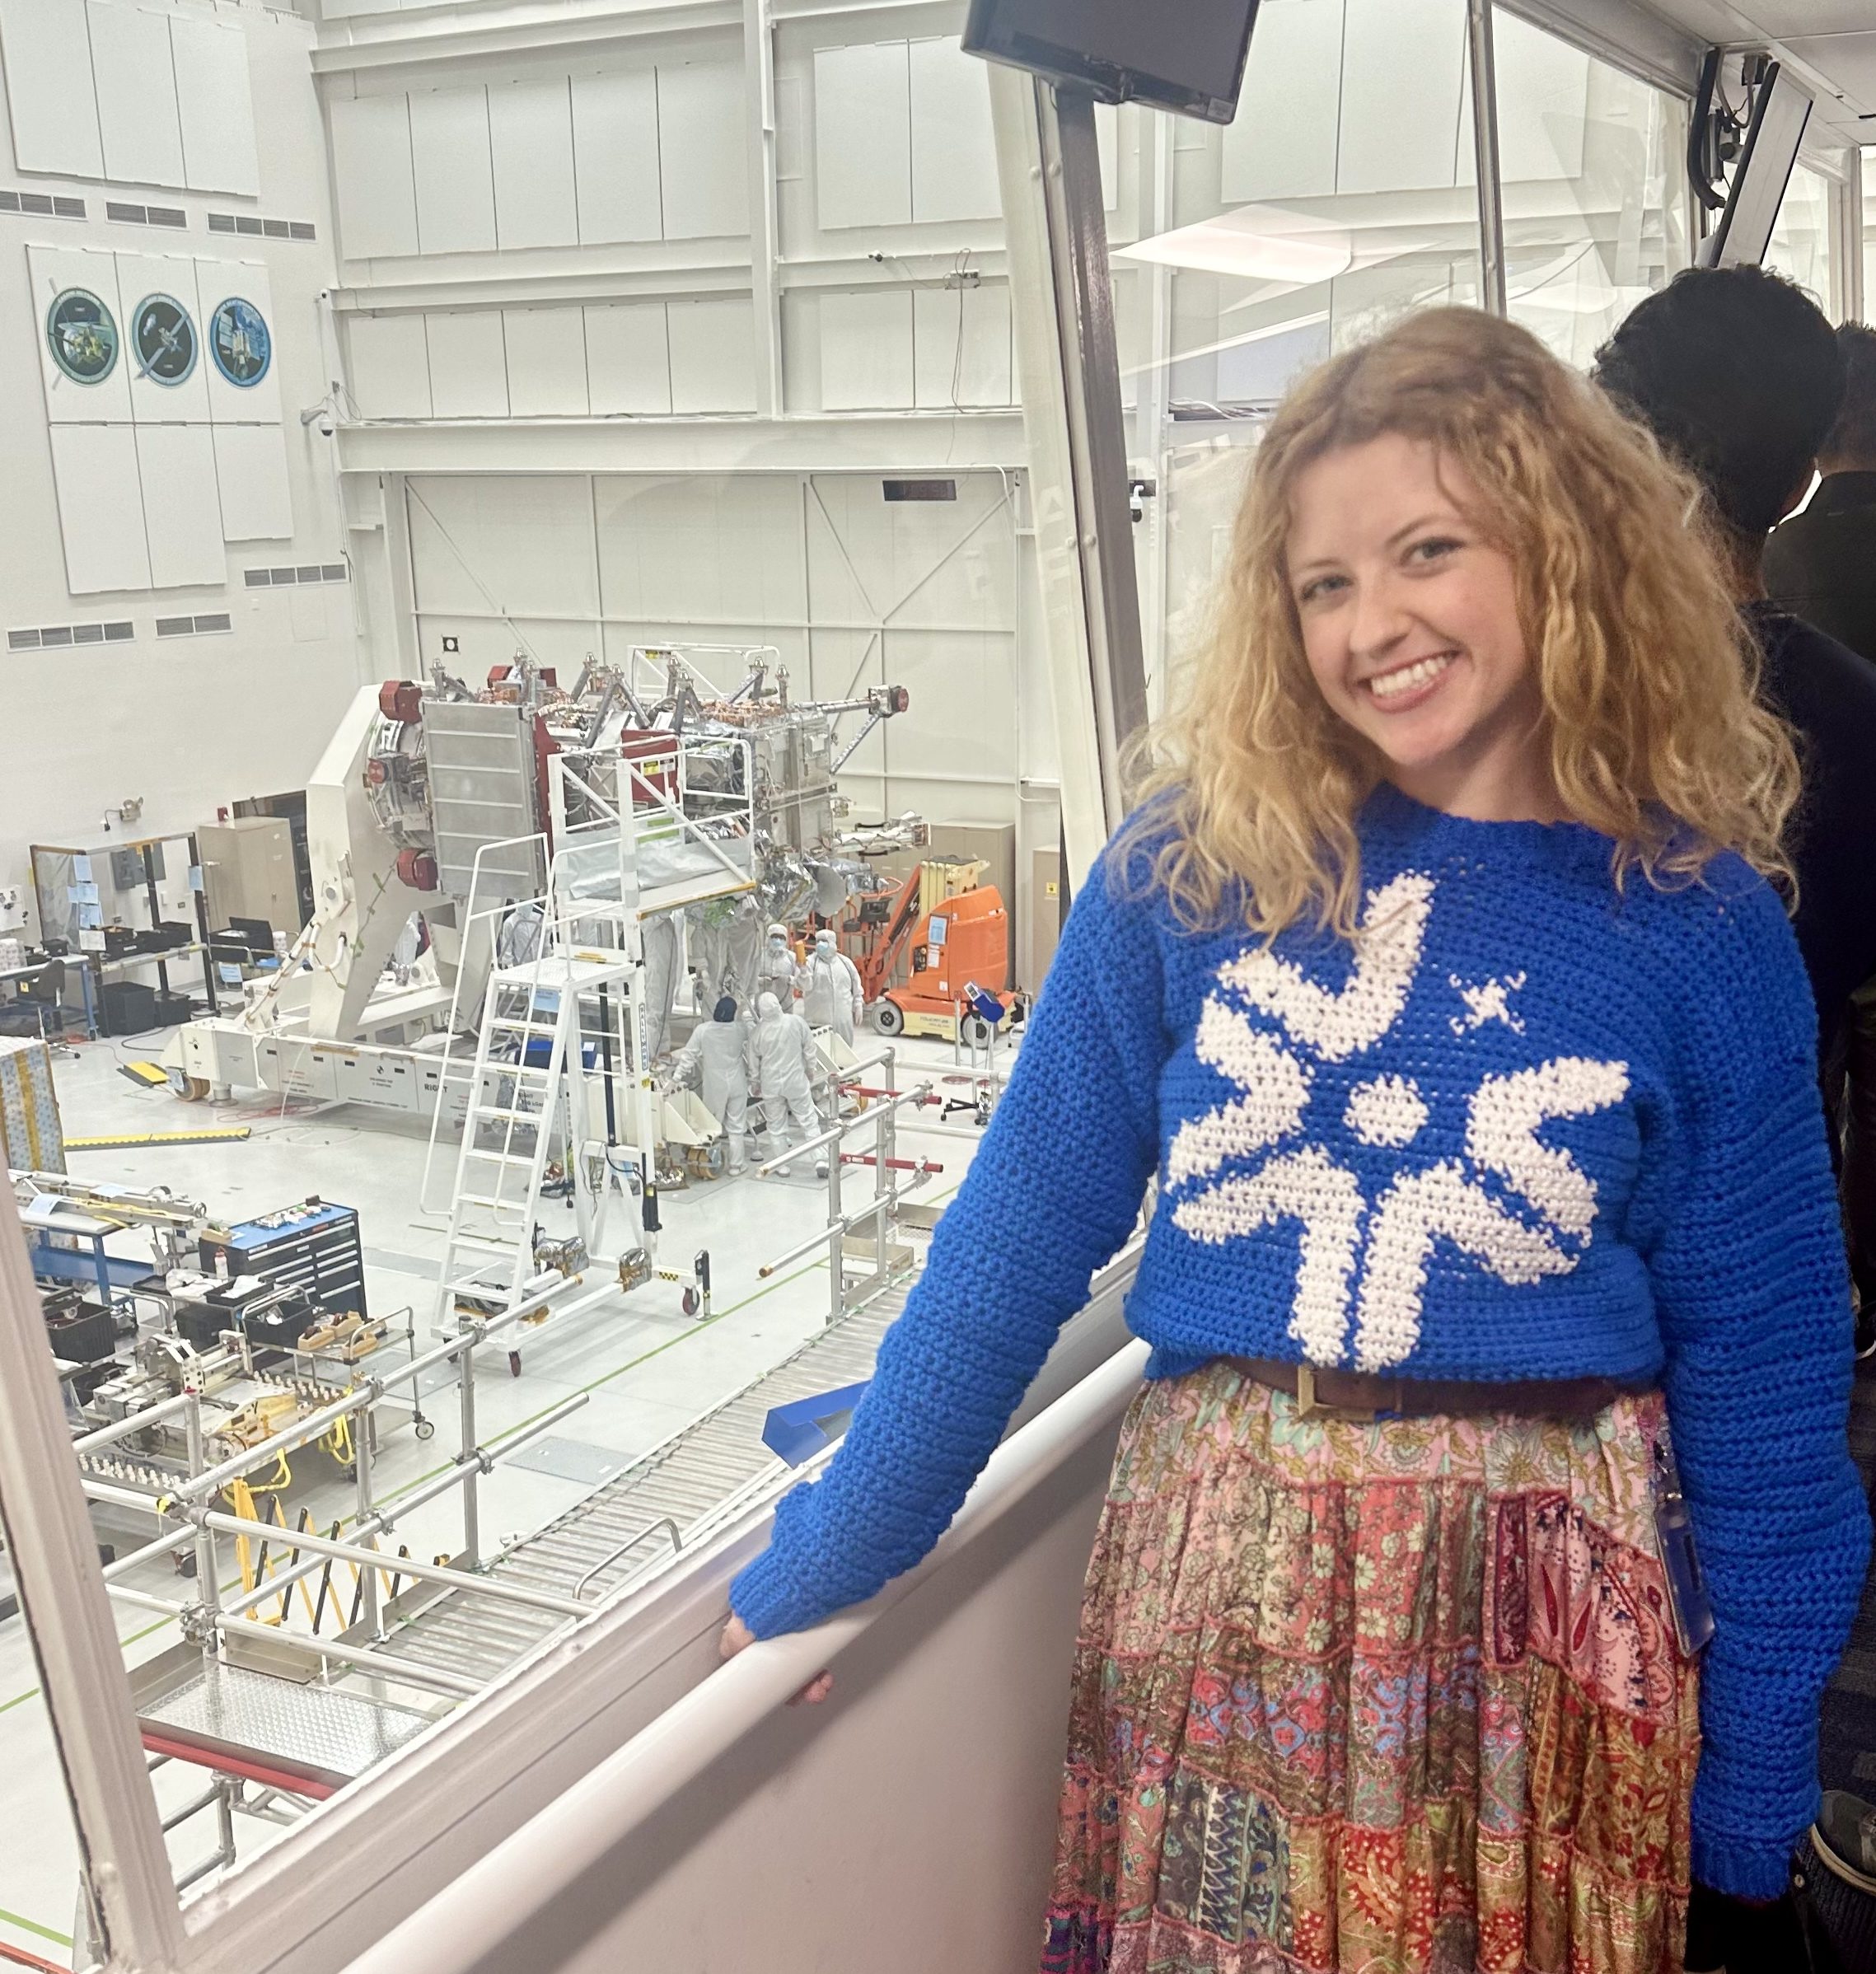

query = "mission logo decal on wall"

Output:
[[131, 294, 197, 386], [208, 297, 270, 386], [46, 288, 119, 384]]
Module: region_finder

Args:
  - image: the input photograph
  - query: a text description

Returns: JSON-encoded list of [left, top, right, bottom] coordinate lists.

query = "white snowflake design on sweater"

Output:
[[1168, 873, 1630, 1371]]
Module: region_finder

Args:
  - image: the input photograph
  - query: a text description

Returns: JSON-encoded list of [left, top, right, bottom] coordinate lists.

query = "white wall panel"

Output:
[[171, 14, 260, 196], [821, 290, 914, 410], [49, 424, 151, 593], [1221, 0, 1342, 203], [815, 43, 910, 229], [330, 95, 419, 260], [30, 245, 133, 423], [199, 259, 282, 424], [136, 423, 224, 587], [1097, 103, 1119, 210], [213, 423, 292, 540], [657, 62, 748, 239], [409, 476, 598, 618], [425, 311, 509, 419], [503, 306, 589, 416], [909, 39, 999, 224], [571, 70, 662, 245], [584, 302, 671, 414], [593, 475, 806, 625], [117, 250, 210, 422], [490, 78, 578, 249], [666, 297, 755, 413], [410, 86, 495, 255], [347, 313, 432, 418], [914, 283, 1012, 408], [1485, 10, 1590, 184], [1337, 0, 1467, 194], [0, 0, 104, 179], [89, 0, 185, 188]]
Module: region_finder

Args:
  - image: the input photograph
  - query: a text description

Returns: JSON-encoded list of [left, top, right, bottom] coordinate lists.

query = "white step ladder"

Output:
[[432, 946, 640, 1334]]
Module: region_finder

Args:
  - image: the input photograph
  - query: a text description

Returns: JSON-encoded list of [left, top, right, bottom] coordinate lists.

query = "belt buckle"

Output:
[[1294, 1364, 1382, 1424]]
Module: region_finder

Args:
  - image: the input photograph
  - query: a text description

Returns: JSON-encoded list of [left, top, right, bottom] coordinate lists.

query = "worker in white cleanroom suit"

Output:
[[495, 897, 545, 968], [800, 930, 865, 1045], [756, 924, 799, 1009], [672, 995, 751, 1175], [751, 991, 824, 1175]]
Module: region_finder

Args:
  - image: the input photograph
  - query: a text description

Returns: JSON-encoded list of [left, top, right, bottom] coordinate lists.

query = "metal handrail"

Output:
[[573, 1518, 681, 1601]]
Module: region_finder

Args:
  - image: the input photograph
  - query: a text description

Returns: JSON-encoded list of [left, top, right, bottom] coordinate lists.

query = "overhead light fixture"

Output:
[[1117, 203, 1354, 285]]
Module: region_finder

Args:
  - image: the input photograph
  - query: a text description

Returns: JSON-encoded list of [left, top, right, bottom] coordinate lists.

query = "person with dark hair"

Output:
[[1595, 268, 1876, 1972], [1594, 269, 1876, 1303], [1766, 320, 1876, 664]]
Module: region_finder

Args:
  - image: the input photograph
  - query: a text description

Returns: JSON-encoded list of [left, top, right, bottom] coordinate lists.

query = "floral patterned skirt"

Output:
[[1042, 1361, 1698, 1974]]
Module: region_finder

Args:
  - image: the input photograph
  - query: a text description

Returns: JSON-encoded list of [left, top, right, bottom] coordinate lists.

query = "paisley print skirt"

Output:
[[1042, 1361, 1697, 1974]]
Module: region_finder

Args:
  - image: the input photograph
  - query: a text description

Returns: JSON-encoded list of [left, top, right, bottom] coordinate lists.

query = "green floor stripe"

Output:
[[0, 1903, 74, 1947]]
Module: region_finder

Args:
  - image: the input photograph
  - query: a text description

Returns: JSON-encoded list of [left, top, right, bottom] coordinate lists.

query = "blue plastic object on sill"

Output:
[[762, 1381, 872, 1467]]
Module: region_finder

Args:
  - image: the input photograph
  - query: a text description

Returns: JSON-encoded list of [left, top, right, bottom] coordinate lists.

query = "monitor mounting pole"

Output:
[[991, 69, 1149, 893]]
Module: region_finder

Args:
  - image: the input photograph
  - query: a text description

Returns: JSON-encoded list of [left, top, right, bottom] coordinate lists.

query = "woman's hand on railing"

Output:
[[719, 1612, 833, 1706]]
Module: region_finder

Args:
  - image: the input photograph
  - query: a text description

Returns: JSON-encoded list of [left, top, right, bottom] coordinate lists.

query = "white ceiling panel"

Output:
[[330, 96, 419, 260], [491, 77, 579, 249], [410, 87, 496, 255], [171, 13, 260, 196], [213, 423, 293, 542], [50, 424, 152, 594], [137, 423, 227, 588], [0, 0, 104, 179], [573, 69, 662, 245], [89, 0, 186, 188]]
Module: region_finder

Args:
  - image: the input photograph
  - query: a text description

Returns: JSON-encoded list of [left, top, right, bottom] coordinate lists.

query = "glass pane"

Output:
[[1115, 0, 1485, 703], [1765, 160, 1835, 316], [1493, 9, 1692, 365], [1864, 150, 1874, 315], [0, 1651, 89, 1968]]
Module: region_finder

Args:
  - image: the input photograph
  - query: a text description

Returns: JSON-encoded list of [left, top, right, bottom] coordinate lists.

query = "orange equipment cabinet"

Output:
[[872, 885, 1022, 1043]]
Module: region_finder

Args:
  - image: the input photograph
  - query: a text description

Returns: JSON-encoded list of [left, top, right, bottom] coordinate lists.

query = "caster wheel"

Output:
[[175, 1552, 197, 1579], [962, 1015, 994, 1049], [681, 1287, 701, 1317], [508, 1350, 522, 1378], [414, 1419, 436, 1443]]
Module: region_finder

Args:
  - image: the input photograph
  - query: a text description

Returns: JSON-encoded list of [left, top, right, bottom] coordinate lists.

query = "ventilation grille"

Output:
[[208, 212, 316, 241], [9, 620, 133, 652], [155, 613, 232, 639], [882, 478, 958, 502], [243, 564, 348, 588], [105, 200, 186, 229], [0, 189, 86, 220]]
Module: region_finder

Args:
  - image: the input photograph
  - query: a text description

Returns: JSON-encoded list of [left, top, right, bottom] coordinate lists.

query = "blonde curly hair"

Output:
[[1121, 306, 1799, 938]]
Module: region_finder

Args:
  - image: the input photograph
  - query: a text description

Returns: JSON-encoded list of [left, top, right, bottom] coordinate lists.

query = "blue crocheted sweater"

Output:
[[730, 787, 1871, 1901]]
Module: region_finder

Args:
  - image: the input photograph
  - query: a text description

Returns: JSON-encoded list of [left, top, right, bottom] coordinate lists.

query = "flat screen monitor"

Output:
[[1701, 62, 1813, 269], [961, 0, 1262, 124]]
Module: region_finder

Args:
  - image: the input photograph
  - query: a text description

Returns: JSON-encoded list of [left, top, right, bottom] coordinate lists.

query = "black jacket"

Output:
[[1765, 471, 1876, 667], [1747, 601, 1876, 1307]]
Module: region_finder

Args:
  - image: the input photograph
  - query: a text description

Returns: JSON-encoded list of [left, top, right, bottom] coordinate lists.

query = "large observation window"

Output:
[[1764, 157, 1837, 317]]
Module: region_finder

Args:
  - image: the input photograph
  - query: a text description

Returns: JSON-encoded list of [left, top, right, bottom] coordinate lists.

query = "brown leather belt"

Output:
[[1231, 1357, 1643, 1423]]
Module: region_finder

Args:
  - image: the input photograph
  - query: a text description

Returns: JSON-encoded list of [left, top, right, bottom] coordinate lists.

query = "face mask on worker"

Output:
[[816, 937, 835, 957], [769, 937, 786, 954]]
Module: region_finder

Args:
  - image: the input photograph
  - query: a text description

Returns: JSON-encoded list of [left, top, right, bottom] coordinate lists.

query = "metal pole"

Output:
[[989, 63, 1148, 886], [457, 1318, 480, 1569], [0, 1188, 186, 1972], [824, 1113, 843, 1326], [354, 1384, 380, 1640], [1467, 0, 1509, 316], [184, 1386, 218, 1672]]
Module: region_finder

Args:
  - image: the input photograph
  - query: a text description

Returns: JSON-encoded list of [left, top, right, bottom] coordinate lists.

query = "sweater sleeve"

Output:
[[1645, 896, 1872, 1900], [729, 850, 1164, 1640]]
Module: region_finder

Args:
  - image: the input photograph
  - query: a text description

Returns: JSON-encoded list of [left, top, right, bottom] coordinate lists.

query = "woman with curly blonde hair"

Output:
[[723, 307, 1869, 1972]]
